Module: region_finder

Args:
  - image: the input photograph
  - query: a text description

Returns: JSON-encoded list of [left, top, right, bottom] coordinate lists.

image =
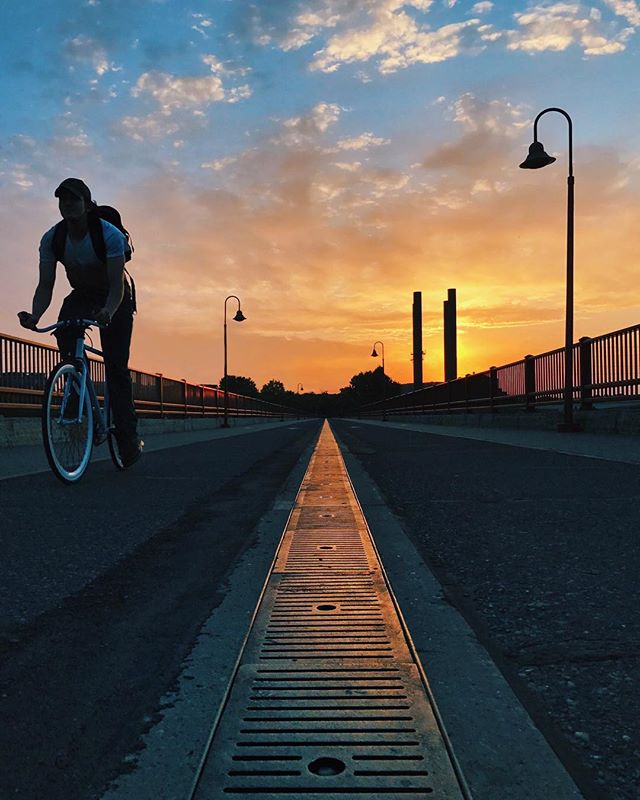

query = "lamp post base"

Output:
[[221, 421, 230, 428]]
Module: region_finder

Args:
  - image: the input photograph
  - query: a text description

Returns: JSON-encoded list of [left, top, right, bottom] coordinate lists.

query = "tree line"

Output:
[[218, 367, 401, 417]]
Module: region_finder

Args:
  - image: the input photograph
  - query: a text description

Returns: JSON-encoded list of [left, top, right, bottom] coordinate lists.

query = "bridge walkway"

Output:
[[190, 420, 470, 799]]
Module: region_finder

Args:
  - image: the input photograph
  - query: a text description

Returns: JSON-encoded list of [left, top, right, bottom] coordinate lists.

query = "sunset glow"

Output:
[[2, 1, 639, 392]]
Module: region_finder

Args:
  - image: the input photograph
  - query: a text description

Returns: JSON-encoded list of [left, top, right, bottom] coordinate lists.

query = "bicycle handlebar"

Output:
[[33, 319, 104, 333]]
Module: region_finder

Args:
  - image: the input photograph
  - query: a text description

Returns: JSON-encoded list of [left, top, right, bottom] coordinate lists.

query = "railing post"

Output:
[[183, 379, 188, 417], [464, 374, 470, 412], [489, 366, 497, 412], [579, 336, 593, 410], [524, 355, 535, 411], [201, 385, 205, 416], [157, 373, 164, 418]]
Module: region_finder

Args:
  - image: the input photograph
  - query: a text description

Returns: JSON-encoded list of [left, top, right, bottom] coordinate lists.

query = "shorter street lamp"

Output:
[[297, 383, 304, 393], [371, 340, 387, 422], [222, 295, 246, 428], [519, 106, 578, 432]]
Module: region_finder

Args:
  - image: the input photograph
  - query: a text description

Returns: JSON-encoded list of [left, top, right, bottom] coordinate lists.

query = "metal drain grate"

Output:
[[191, 422, 469, 799]]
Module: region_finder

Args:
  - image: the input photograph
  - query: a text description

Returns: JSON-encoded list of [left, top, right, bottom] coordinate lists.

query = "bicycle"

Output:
[[34, 319, 125, 483]]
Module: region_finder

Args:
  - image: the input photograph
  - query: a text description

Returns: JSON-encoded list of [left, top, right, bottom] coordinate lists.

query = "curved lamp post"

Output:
[[519, 106, 578, 432], [371, 340, 387, 421], [222, 295, 246, 428]]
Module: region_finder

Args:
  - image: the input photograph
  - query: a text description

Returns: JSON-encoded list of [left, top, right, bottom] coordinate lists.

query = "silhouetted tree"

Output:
[[341, 366, 401, 406], [219, 374, 259, 397], [261, 379, 286, 403]]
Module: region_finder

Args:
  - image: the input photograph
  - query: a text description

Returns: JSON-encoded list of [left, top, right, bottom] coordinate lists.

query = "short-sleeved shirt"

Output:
[[39, 219, 126, 299]]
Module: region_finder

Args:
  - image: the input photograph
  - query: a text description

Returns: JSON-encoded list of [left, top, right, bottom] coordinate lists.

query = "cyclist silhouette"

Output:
[[18, 178, 142, 467]]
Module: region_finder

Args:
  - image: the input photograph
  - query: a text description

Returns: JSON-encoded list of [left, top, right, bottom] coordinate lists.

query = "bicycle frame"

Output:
[[38, 319, 110, 435], [33, 318, 126, 481]]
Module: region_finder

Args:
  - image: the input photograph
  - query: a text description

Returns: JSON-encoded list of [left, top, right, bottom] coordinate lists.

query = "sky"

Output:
[[1, 0, 640, 393]]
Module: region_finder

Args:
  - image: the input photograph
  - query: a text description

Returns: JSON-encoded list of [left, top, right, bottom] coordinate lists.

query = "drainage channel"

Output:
[[190, 421, 470, 799]]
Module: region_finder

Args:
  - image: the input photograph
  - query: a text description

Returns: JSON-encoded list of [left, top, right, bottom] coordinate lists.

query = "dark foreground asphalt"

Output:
[[0, 420, 321, 800], [331, 420, 640, 800]]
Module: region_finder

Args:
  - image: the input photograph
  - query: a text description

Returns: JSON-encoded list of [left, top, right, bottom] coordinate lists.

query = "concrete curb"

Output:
[[364, 405, 640, 435], [0, 414, 288, 448]]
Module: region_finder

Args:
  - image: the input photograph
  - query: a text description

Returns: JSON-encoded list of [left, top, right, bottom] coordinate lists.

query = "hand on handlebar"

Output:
[[17, 311, 39, 330]]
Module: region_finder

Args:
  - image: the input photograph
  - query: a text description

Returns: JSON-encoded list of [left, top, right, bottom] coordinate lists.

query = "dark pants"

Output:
[[55, 288, 138, 444]]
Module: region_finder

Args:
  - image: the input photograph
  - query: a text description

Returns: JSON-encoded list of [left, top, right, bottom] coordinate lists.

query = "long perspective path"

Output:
[[191, 421, 469, 798], [2, 416, 635, 799]]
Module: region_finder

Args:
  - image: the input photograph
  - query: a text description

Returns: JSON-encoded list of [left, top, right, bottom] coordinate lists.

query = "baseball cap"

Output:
[[54, 178, 92, 202]]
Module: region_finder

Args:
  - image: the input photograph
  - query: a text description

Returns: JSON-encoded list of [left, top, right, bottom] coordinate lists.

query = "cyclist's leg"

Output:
[[54, 290, 92, 358], [100, 288, 139, 450], [54, 291, 94, 419]]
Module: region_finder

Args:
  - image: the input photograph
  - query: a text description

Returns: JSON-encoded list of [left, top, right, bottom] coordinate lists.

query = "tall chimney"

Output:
[[443, 288, 457, 382], [412, 291, 423, 390]]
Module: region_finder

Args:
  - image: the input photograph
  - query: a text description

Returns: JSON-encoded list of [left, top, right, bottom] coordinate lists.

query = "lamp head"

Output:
[[233, 309, 246, 322], [371, 348, 378, 358], [519, 140, 556, 169]]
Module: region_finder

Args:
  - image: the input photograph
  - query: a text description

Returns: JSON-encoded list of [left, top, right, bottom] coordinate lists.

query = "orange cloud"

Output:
[[3, 93, 640, 393]]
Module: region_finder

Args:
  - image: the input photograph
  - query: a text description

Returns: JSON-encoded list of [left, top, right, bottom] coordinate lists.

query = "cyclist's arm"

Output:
[[100, 255, 126, 320], [30, 260, 56, 322]]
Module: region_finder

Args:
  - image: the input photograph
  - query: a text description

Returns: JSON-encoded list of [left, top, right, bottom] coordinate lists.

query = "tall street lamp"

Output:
[[222, 295, 246, 428], [520, 107, 578, 432], [371, 340, 387, 421]]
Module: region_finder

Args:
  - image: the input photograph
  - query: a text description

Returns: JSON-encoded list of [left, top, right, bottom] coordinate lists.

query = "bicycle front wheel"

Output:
[[42, 361, 94, 484]]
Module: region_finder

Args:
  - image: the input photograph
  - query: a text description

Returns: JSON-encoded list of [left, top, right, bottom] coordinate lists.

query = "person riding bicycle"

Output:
[[18, 178, 143, 468]]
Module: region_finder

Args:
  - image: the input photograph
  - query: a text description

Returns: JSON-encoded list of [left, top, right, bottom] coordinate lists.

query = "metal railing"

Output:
[[0, 331, 299, 420], [360, 323, 640, 418]]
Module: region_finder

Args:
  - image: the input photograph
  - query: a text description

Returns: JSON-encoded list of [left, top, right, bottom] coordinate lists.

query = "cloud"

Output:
[[507, 2, 633, 55], [243, 0, 492, 73], [115, 112, 183, 142], [114, 56, 252, 141], [310, 15, 488, 73], [191, 12, 214, 38], [602, 0, 640, 25], [4, 76, 640, 392], [201, 155, 239, 171], [423, 93, 528, 178], [334, 132, 390, 150], [247, 0, 635, 70], [276, 102, 343, 147], [64, 34, 122, 76], [117, 95, 640, 370], [130, 69, 251, 112]]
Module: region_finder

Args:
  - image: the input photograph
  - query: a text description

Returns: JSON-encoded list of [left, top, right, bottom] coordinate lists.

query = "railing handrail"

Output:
[[360, 320, 640, 414], [0, 330, 302, 418]]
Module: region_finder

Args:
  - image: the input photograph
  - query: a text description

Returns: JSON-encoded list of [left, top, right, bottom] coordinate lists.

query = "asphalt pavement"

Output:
[[0, 419, 322, 800], [331, 419, 640, 800], [2, 415, 638, 800]]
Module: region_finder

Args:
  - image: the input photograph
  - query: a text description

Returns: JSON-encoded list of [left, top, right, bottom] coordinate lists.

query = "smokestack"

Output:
[[443, 288, 457, 382], [412, 291, 423, 390]]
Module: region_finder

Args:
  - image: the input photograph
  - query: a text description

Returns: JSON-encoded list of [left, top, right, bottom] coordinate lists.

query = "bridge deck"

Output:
[[190, 421, 470, 799]]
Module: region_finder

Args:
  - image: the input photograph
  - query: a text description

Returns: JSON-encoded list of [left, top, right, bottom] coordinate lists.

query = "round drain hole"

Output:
[[308, 757, 346, 776], [316, 603, 337, 611]]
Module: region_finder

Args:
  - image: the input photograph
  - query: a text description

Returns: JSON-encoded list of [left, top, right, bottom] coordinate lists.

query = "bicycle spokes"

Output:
[[43, 364, 93, 482]]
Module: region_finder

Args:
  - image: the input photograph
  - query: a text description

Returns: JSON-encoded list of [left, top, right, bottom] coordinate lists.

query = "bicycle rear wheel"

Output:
[[42, 362, 93, 483]]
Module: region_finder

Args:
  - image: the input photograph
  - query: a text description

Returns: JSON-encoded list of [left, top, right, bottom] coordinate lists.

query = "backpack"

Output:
[[52, 205, 137, 312]]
